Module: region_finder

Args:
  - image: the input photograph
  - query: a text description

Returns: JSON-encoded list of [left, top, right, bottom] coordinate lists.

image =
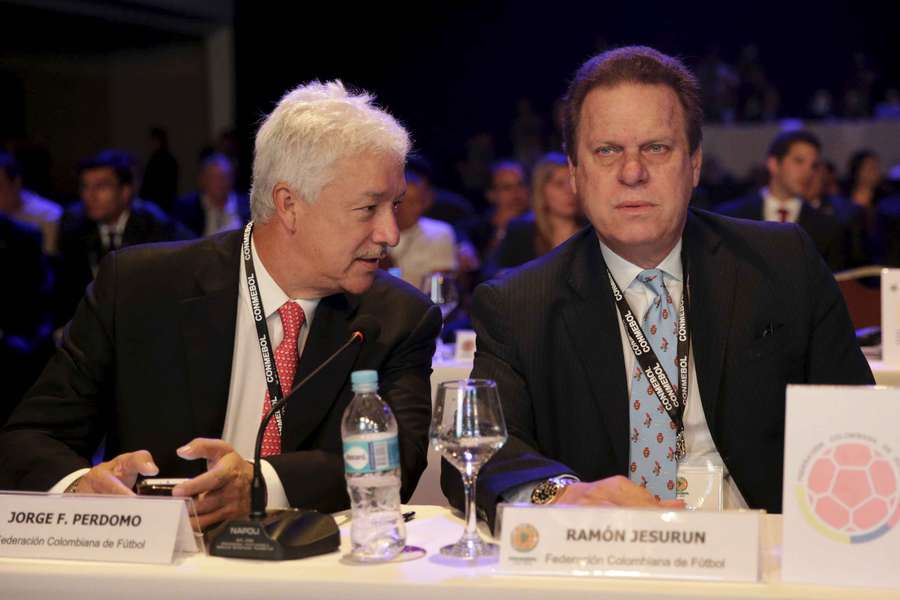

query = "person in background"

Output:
[[805, 160, 868, 267], [0, 151, 61, 255], [468, 160, 530, 258], [844, 150, 891, 257], [55, 149, 192, 326], [173, 152, 250, 238], [0, 215, 53, 424], [384, 161, 458, 288], [485, 152, 586, 276], [717, 130, 846, 270], [139, 127, 179, 213]]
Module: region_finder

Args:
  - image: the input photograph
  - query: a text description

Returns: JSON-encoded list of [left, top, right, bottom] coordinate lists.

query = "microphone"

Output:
[[207, 315, 382, 560]]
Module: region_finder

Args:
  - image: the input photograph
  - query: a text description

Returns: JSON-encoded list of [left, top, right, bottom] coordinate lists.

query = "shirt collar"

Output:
[[250, 237, 320, 322], [762, 186, 801, 206], [597, 235, 683, 289]]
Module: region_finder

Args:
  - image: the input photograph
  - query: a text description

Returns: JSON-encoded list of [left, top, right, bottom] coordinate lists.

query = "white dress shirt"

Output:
[[505, 238, 748, 509], [51, 238, 321, 512], [98, 210, 130, 251], [761, 187, 802, 223]]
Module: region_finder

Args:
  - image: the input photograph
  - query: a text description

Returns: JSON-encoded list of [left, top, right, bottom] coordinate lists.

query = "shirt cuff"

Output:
[[48, 468, 90, 494], [260, 459, 290, 510]]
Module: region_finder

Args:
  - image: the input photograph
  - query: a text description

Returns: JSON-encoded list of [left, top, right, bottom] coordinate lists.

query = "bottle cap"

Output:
[[351, 370, 378, 388]]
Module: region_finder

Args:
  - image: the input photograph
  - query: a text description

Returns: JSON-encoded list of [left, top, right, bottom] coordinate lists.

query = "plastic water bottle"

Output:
[[342, 370, 406, 561]]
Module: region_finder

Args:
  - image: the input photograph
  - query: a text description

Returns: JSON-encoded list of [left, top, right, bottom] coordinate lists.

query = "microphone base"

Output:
[[206, 509, 340, 560]]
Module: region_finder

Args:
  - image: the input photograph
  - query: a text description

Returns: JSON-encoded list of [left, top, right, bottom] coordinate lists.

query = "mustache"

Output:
[[356, 246, 388, 260]]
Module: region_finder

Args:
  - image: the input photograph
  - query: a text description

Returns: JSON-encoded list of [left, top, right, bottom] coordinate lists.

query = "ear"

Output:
[[568, 157, 579, 196], [272, 182, 304, 234], [691, 147, 703, 188], [766, 156, 779, 181]]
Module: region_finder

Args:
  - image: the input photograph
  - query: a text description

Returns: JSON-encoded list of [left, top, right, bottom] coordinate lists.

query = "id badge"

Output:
[[676, 465, 724, 511]]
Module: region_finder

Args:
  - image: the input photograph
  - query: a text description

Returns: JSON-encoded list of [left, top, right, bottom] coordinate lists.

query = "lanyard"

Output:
[[606, 267, 690, 460], [242, 221, 286, 435]]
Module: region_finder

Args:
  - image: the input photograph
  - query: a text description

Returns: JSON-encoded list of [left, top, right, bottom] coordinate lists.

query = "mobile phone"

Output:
[[135, 478, 188, 496]]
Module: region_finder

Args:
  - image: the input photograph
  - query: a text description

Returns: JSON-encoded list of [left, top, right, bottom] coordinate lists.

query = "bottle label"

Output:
[[343, 436, 401, 474]]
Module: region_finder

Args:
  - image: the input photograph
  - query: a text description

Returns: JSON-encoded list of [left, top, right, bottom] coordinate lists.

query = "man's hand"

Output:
[[75, 450, 159, 495], [171, 438, 253, 531], [554, 475, 685, 509]]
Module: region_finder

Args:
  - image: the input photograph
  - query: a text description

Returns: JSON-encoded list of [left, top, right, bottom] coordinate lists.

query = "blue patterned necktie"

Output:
[[627, 268, 678, 500]]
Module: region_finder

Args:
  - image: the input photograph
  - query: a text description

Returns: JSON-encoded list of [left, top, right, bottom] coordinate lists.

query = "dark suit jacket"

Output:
[[442, 210, 874, 527], [876, 194, 900, 267], [172, 191, 251, 238], [1, 230, 442, 514], [716, 192, 847, 271], [0, 216, 54, 424], [55, 200, 194, 326], [482, 213, 539, 280]]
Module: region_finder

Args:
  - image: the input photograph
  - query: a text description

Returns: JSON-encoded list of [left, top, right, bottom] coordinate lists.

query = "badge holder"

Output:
[[676, 464, 724, 511]]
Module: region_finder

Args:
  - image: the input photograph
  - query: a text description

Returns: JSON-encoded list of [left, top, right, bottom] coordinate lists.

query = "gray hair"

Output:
[[250, 80, 411, 222]]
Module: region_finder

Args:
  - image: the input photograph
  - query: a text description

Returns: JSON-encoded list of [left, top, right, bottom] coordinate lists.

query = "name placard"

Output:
[[0, 492, 199, 564], [782, 385, 900, 588], [498, 504, 761, 582], [884, 268, 900, 366]]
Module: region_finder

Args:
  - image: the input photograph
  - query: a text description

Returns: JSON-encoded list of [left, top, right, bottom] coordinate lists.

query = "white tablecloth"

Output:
[[1, 505, 897, 599]]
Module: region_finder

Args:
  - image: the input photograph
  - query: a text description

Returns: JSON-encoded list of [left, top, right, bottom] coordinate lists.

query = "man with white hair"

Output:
[[0, 82, 442, 530]]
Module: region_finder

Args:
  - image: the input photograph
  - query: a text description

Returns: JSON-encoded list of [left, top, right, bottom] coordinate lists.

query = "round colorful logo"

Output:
[[510, 523, 539, 553], [796, 437, 900, 543]]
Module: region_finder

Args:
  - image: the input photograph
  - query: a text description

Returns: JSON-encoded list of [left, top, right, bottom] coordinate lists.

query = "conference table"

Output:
[[2, 505, 897, 599]]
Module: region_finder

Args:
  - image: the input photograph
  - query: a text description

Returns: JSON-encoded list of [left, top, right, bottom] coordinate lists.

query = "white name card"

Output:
[[884, 268, 900, 366], [782, 385, 900, 588], [0, 492, 199, 564], [498, 504, 761, 582]]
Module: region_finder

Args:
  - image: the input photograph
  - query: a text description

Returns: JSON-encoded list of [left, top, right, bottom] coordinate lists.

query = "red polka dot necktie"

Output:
[[777, 208, 789, 222], [260, 301, 305, 457]]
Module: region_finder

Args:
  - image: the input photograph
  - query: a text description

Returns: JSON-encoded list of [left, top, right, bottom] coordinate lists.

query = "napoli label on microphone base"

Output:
[[206, 509, 340, 560]]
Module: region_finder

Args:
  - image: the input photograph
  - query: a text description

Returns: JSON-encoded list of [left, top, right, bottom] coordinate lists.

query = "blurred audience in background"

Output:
[[173, 152, 249, 238], [0, 152, 61, 255], [0, 215, 53, 424], [385, 160, 458, 288], [484, 152, 586, 277], [139, 127, 179, 214], [717, 130, 847, 270], [55, 149, 192, 327]]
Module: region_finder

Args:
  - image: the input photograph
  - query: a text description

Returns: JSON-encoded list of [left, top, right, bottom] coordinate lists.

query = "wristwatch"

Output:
[[530, 475, 578, 504]]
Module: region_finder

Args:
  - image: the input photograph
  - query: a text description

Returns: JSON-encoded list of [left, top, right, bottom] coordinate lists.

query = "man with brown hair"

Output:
[[442, 46, 873, 528]]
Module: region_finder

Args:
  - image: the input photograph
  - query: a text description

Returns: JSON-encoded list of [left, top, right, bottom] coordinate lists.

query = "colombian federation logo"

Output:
[[510, 523, 539, 553], [796, 436, 900, 543]]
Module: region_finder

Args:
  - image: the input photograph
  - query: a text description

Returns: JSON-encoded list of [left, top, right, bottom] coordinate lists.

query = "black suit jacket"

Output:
[[55, 200, 194, 326], [442, 210, 874, 527], [1, 230, 442, 513], [0, 216, 53, 424], [716, 192, 847, 271]]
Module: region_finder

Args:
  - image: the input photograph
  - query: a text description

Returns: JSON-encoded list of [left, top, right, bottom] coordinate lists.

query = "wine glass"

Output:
[[421, 272, 459, 321], [430, 379, 507, 560]]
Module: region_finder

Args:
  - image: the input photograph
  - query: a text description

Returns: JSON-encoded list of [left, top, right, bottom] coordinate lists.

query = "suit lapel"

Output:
[[281, 291, 361, 450], [683, 211, 736, 431], [178, 232, 242, 438], [560, 232, 630, 470]]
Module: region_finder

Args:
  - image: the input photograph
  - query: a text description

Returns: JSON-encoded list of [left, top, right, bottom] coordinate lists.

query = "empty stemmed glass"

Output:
[[430, 379, 507, 560], [421, 272, 459, 321]]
